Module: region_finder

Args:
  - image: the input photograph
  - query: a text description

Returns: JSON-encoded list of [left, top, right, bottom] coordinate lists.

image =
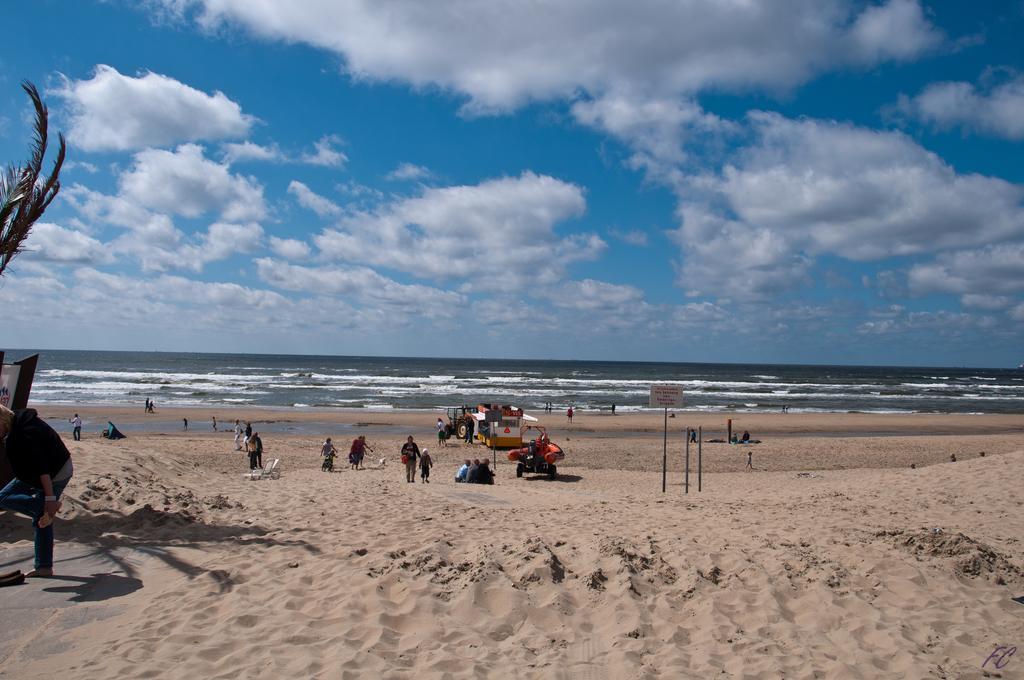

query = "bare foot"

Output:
[[25, 568, 54, 578]]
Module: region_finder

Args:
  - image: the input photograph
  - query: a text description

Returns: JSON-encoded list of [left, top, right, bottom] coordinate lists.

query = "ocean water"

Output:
[[8, 349, 1024, 415]]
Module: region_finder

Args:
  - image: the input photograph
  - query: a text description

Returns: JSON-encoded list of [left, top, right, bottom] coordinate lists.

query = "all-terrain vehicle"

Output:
[[507, 426, 565, 479]]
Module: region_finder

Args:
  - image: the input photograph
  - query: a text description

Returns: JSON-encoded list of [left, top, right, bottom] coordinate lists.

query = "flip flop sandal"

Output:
[[0, 570, 25, 587]]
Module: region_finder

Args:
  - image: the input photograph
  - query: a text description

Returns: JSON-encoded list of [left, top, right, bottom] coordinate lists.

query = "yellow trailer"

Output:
[[471, 404, 538, 448]]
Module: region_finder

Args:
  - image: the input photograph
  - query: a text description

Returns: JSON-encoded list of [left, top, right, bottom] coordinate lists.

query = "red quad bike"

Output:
[[507, 426, 565, 479]]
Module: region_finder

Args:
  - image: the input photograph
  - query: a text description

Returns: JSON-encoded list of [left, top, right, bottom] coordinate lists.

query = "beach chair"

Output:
[[244, 459, 281, 480]]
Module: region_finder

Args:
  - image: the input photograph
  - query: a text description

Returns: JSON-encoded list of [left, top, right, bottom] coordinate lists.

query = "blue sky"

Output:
[[1, 1, 1022, 366]]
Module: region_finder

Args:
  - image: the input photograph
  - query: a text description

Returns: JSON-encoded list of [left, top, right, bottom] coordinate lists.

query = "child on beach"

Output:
[[321, 438, 338, 472], [420, 448, 433, 483], [436, 417, 447, 447], [746, 451, 752, 470]]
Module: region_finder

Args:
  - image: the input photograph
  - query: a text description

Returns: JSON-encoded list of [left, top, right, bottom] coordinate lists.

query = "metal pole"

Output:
[[661, 407, 667, 493], [685, 428, 690, 494], [698, 425, 703, 492]]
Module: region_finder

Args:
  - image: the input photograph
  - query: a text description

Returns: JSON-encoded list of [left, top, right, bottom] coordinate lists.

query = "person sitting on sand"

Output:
[[476, 459, 494, 485], [741, 430, 750, 443], [467, 459, 481, 484], [455, 459, 470, 483], [321, 438, 338, 472], [0, 404, 74, 578], [420, 448, 433, 483]]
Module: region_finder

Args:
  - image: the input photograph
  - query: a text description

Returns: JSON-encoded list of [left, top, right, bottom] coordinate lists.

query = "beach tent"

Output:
[[103, 422, 126, 440]]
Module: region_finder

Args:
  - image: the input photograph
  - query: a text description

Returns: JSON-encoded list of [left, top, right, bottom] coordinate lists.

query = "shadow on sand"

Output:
[[0, 505, 320, 594]]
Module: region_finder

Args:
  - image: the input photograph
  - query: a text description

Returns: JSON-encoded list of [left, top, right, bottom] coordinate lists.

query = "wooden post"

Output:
[[684, 428, 690, 494], [727, 418, 732, 444], [698, 425, 703, 492], [661, 407, 667, 493]]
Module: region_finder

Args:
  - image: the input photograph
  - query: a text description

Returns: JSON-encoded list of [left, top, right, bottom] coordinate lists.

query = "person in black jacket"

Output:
[[0, 405, 74, 577], [401, 436, 420, 483]]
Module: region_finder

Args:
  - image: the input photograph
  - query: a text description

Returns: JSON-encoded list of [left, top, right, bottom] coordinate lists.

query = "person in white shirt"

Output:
[[69, 414, 82, 441]]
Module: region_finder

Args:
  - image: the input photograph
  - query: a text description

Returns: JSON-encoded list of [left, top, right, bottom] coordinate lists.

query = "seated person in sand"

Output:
[[741, 430, 750, 442], [466, 459, 481, 484], [455, 459, 470, 482], [476, 459, 494, 485]]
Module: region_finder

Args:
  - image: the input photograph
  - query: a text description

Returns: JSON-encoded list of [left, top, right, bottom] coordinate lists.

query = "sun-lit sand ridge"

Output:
[[1, 408, 1023, 678]]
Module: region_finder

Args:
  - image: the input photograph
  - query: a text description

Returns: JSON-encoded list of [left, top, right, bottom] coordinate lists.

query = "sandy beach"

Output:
[[2, 409, 1023, 678]]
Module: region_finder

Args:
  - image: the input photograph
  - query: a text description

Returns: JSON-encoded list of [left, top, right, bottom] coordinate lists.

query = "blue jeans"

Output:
[[0, 477, 70, 570]]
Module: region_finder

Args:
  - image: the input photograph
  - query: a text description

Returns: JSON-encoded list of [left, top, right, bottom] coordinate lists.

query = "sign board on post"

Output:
[[649, 385, 684, 408], [650, 385, 684, 493]]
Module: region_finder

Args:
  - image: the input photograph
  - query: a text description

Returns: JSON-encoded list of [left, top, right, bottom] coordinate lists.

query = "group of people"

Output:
[[320, 435, 375, 472], [401, 436, 433, 482], [143, 398, 156, 413], [455, 458, 494, 484], [230, 419, 264, 469]]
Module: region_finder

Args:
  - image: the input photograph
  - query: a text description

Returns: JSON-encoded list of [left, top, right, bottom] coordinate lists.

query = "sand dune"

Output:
[[2, 420, 1023, 678]]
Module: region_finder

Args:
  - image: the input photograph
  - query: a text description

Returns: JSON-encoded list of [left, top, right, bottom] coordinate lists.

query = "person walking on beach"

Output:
[[144, 398, 149, 413], [746, 450, 753, 470], [0, 404, 74, 578], [437, 417, 447, 447], [233, 420, 243, 451], [244, 421, 253, 449], [611, 404, 615, 415], [350, 435, 371, 470], [567, 406, 574, 423], [212, 416, 217, 431], [249, 432, 263, 470], [183, 418, 188, 431], [465, 416, 475, 444], [420, 448, 433, 483], [401, 436, 420, 483], [69, 413, 82, 441]]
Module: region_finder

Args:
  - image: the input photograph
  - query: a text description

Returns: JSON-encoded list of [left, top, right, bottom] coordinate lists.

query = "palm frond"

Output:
[[0, 81, 66, 277]]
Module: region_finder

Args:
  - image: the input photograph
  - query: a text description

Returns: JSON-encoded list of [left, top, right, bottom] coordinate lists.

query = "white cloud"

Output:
[[960, 294, 1013, 311], [300, 134, 347, 167], [164, 1, 941, 112], [221, 140, 285, 163], [540, 279, 646, 312], [846, 0, 941, 62], [908, 243, 1024, 297], [608, 227, 649, 247], [64, 183, 264, 273], [64, 160, 99, 174], [22, 222, 112, 265], [288, 180, 342, 217], [269, 236, 312, 260], [55, 64, 253, 151], [670, 113, 1024, 300], [386, 162, 431, 182], [119, 144, 267, 222], [572, 93, 735, 179], [896, 75, 1024, 140], [314, 172, 598, 289], [75, 268, 286, 309], [255, 258, 462, 312]]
